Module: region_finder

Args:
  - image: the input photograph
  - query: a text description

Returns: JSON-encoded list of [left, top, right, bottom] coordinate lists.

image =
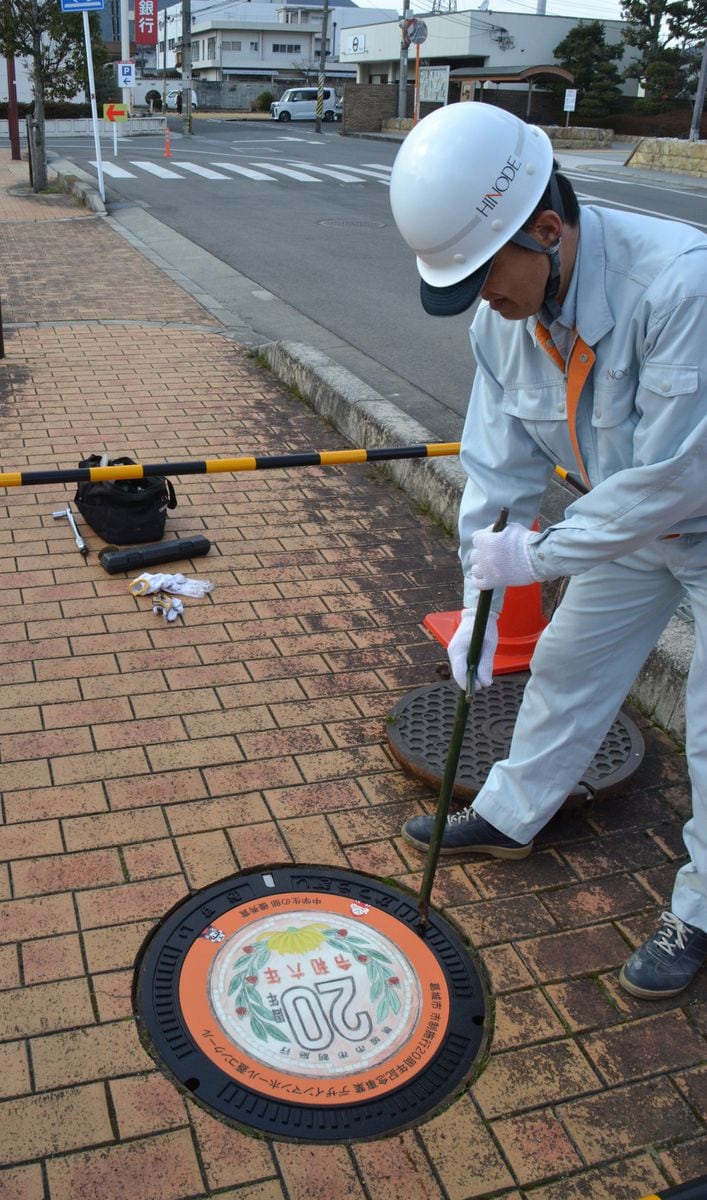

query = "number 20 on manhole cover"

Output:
[[133, 866, 488, 1141]]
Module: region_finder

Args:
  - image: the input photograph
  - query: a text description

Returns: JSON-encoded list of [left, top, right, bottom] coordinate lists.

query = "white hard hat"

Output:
[[390, 102, 555, 316]]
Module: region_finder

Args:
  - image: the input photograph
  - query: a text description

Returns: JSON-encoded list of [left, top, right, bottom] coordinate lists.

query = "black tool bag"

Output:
[[74, 455, 177, 545]]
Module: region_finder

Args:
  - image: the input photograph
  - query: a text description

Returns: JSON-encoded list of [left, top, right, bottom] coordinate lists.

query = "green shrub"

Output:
[[255, 90, 273, 112]]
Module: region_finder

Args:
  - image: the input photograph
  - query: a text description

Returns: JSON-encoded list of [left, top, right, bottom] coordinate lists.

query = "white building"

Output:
[[339, 9, 638, 93], [156, 0, 396, 83]]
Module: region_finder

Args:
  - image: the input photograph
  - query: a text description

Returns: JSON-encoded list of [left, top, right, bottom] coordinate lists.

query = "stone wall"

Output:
[[379, 117, 614, 149], [626, 136, 707, 178], [541, 125, 614, 149]]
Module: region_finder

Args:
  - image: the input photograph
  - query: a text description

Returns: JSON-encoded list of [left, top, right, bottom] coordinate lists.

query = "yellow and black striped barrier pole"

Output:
[[0, 443, 462, 490], [639, 1176, 707, 1199]]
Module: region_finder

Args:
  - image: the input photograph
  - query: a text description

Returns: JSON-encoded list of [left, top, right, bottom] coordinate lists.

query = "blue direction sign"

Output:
[[60, 0, 105, 10]]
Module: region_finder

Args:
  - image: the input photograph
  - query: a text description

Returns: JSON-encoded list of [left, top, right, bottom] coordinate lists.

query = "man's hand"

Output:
[[448, 607, 499, 690], [470, 523, 540, 591]]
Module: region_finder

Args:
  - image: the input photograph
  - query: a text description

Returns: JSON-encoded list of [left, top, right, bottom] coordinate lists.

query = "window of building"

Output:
[[207, 36, 216, 57], [273, 42, 301, 53], [222, 39, 241, 50], [193, 42, 200, 59]]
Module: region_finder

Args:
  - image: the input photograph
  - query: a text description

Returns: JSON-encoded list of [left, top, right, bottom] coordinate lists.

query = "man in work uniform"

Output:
[[390, 102, 707, 1000]]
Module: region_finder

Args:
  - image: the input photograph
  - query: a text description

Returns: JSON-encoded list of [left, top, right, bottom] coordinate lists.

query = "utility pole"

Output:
[[161, 11, 167, 112], [182, 0, 192, 134], [120, 0, 130, 108], [689, 38, 707, 142], [314, 0, 330, 134], [397, 3, 410, 120]]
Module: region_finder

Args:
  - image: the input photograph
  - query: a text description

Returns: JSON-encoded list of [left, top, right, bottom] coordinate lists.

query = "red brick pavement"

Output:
[[0, 149, 705, 1199]]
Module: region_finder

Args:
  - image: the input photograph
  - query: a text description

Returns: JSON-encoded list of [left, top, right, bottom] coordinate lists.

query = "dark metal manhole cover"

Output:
[[387, 675, 644, 804], [134, 865, 487, 1142]]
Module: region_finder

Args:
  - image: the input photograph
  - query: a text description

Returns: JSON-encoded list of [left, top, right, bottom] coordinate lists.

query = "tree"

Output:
[[553, 21, 624, 120], [620, 0, 707, 100], [0, 0, 108, 191], [620, 0, 669, 78]]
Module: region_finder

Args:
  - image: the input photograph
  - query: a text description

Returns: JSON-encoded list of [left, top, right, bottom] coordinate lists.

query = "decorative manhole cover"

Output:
[[387, 676, 644, 805], [134, 866, 487, 1141]]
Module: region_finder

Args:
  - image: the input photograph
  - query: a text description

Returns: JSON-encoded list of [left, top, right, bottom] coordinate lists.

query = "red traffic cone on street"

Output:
[[164, 125, 171, 158]]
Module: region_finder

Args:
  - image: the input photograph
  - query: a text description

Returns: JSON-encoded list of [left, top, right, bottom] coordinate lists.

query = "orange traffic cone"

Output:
[[164, 125, 171, 158], [423, 581, 548, 675]]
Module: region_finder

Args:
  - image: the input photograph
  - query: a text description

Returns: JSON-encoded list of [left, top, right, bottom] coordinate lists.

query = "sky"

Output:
[[352, 0, 626, 21]]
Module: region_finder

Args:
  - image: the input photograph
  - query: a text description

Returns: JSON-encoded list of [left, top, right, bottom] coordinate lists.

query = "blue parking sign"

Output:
[[60, 0, 105, 11]]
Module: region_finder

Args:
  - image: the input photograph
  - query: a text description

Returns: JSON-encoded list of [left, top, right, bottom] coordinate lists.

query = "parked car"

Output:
[[166, 89, 198, 111], [270, 87, 337, 122]]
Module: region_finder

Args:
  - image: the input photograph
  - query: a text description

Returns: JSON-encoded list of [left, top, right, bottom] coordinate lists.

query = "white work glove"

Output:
[[447, 607, 499, 691], [130, 572, 213, 598], [152, 594, 184, 623], [469, 523, 540, 591]]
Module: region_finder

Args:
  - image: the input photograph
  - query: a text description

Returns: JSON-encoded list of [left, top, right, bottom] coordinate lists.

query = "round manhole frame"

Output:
[[387, 674, 645, 806], [133, 864, 489, 1143], [317, 217, 386, 228]]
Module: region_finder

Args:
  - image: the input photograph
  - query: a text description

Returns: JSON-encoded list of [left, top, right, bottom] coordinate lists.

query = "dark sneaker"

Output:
[[401, 806, 533, 859], [619, 911, 707, 999]]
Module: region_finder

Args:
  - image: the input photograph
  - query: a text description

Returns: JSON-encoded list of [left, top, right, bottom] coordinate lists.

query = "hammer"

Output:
[[52, 504, 88, 558]]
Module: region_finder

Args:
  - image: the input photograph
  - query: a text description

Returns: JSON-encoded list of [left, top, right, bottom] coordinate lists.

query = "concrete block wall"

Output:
[[341, 83, 413, 134]]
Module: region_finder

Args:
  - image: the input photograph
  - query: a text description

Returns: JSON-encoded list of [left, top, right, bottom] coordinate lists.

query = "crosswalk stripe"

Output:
[[361, 163, 393, 172], [324, 163, 391, 180], [251, 162, 321, 182], [211, 162, 275, 181], [129, 161, 184, 178], [284, 160, 363, 183], [92, 161, 136, 178], [176, 162, 230, 179]]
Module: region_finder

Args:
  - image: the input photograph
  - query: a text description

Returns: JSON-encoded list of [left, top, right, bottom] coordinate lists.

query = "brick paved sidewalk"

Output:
[[0, 149, 705, 1200]]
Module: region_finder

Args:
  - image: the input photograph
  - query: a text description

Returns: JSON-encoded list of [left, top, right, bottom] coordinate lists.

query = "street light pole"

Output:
[[397, 4, 410, 120], [5, 52, 20, 160]]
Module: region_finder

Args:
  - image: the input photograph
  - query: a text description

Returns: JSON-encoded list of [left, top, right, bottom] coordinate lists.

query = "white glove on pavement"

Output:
[[447, 608, 499, 690], [130, 572, 213, 598], [152, 594, 184, 623], [469, 523, 540, 591]]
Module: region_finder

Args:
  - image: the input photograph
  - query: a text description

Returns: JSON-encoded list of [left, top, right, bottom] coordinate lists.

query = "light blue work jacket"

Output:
[[459, 204, 707, 604]]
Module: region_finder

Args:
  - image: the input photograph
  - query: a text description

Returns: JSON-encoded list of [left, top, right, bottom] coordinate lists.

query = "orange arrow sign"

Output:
[[103, 103, 129, 122]]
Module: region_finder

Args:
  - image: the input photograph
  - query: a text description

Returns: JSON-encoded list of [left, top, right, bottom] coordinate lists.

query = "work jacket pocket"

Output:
[[639, 361, 699, 401], [591, 378, 637, 428], [501, 381, 567, 422]]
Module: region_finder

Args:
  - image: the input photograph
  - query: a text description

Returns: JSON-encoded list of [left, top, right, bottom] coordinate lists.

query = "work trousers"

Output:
[[473, 534, 707, 934]]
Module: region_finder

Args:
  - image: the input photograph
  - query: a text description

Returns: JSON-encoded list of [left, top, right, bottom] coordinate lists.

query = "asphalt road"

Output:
[[34, 117, 707, 440]]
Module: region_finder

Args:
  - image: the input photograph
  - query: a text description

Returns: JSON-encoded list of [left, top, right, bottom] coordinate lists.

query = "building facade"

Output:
[[339, 9, 638, 98]]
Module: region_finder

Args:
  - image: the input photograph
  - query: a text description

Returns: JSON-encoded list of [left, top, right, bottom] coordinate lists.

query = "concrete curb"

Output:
[[256, 340, 467, 536], [48, 158, 107, 215]]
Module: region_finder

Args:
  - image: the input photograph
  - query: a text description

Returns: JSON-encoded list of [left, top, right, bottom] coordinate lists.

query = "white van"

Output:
[[270, 87, 337, 122], [166, 88, 198, 111]]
